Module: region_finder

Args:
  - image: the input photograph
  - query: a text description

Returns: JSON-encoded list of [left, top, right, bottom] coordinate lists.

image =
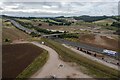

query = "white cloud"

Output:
[[2, 0, 120, 2], [1, 1, 119, 17], [4, 5, 19, 9], [42, 5, 51, 9]]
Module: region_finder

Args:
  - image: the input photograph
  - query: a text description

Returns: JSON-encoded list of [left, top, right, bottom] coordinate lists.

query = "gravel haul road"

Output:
[[31, 42, 91, 78]]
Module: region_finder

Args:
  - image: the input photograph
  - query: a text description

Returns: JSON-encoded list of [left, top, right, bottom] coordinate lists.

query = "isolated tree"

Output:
[[38, 23, 42, 26], [4, 38, 10, 42], [30, 32, 40, 37], [106, 23, 109, 26], [49, 23, 53, 26]]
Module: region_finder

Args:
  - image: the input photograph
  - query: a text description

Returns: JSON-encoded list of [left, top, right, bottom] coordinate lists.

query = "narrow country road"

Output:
[[31, 42, 91, 78]]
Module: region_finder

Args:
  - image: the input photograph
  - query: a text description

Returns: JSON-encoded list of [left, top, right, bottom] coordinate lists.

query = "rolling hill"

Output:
[[94, 18, 117, 25], [2, 19, 31, 43]]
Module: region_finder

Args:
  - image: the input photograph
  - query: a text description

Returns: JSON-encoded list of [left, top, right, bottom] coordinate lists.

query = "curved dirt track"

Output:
[[31, 42, 91, 78]]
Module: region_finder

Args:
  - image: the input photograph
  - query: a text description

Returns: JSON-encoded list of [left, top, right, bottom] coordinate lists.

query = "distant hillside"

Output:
[[111, 16, 120, 21], [2, 15, 120, 22], [73, 15, 120, 22], [94, 18, 117, 25], [73, 16, 109, 22]]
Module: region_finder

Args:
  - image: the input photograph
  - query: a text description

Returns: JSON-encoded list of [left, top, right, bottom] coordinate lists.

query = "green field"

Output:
[[94, 18, 116, 26], [16, 19, 32, 23]]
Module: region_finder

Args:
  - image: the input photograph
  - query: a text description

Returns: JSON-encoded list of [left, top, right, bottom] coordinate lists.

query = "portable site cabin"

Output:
[[103, 49, 117, 56]]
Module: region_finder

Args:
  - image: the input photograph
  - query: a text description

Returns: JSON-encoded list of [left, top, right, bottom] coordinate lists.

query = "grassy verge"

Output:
[[16, 50, 49, 78], [42, 38, 119, 79]]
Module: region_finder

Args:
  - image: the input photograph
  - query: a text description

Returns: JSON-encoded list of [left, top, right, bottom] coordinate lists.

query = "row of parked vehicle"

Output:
[[76, 47, 120, 66], [77, 47, 104, 59]]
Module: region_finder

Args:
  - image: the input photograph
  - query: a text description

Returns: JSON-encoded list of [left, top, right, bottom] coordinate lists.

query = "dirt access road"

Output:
[[31, 42, 91, 78]]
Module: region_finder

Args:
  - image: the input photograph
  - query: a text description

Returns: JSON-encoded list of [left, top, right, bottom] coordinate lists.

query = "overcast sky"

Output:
[[0, 0, 119, 17]]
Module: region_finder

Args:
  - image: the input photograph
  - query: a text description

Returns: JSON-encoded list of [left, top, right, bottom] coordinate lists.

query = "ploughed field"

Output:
[[2, 43, 43, 78]]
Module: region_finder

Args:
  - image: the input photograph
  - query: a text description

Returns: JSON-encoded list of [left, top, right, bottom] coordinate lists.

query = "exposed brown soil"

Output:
[[2, 43, 43, 78], [79, 34, 95, 42], [79, 34, 119, 51]]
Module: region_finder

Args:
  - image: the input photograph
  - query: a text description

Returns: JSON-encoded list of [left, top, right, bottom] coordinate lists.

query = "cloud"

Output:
[[2, 0, 120, 2], [1, 1, 119, 17], [0, 7, 3, 10], [42, 5, 51, 9]]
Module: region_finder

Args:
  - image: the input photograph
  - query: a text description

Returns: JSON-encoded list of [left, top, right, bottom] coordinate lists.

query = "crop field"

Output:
[[2, 43, 44, 78]]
